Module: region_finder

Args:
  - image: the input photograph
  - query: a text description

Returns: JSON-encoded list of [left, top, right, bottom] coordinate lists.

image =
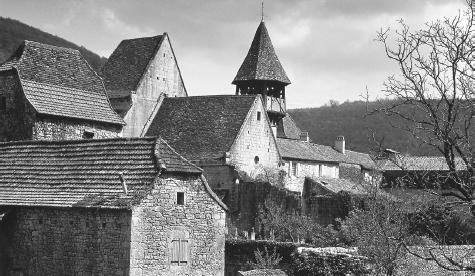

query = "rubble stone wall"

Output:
[[130, 173, 226, 276], [230, 99, 280, 175], [0, 71, 35, 142], [1, 207, 131, 275], [33, 116, 121, 140]]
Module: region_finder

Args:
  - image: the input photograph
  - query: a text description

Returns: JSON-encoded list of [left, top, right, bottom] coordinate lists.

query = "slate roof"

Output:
[[239, 269, 288, 276], [344, 150, 376, 170], [146, 95, 258, 161], [306, 177, 368, 195], [377, 156, 466, 171], [101, 35, 164, 98], [0, 137, 202, 209], [277, 138, 345, 163], [233, 21, 290, 85], [276, 113, 301, 140], [0, 41, 123, 125]]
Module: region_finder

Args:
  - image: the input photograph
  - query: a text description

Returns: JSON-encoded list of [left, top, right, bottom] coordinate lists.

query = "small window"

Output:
[[171, 239, 188, 265], [177, 192, 185, 205], [0, 96, 6, 111], [254, 156, 259, 164], [257, 111, 261, 121], [291, 162, 298, 177], [83, 131, 94, 139]]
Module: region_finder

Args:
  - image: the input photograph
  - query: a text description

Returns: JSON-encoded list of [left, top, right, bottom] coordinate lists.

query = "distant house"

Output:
[[278, 136, 378, 192], [101, 33, 188, 137], [0, 137, 226, 275], [145, 95, 280, 206], [377, 149, 468, 188], [0, 41, 124, 142]]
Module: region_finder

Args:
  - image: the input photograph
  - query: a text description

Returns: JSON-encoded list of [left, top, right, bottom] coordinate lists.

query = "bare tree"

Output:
[[375, 0, 475, 207], [373, 0, 475, 272]]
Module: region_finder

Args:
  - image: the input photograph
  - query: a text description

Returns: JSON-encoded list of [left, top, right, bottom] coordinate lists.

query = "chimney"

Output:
[[299, 132, 309, 142], [335, 136, 345, 154]]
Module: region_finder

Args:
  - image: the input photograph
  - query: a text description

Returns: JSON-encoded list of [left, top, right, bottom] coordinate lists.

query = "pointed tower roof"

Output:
[[233, 21, 291, 85]]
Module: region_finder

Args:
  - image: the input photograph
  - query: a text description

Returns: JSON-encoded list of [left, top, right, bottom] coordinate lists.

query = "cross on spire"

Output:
[[261, 1, 264, 22]]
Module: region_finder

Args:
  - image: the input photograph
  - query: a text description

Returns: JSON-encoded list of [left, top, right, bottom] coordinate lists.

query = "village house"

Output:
[[0, 137, 227, 276], [0, 41, 124, 142], [145, 95, 280, 208], [101, 33, 188, 137]]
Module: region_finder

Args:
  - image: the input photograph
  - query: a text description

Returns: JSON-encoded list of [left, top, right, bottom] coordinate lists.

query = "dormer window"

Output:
[[0, 96, 6, 111]]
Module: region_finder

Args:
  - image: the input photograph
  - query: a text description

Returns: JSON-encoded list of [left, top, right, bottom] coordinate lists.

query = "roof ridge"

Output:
[[158, 138, 203, 173], [0, 137, 157, 147], [120, 35, 163, 43], [24, 40, 80, 54]]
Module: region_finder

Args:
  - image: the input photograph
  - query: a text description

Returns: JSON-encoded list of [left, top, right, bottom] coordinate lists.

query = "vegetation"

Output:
[[289, 99, 439, 156], [0, 17, 106, 71]]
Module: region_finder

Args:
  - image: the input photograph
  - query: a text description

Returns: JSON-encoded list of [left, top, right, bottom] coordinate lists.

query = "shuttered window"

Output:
[[171, 239, 189, 265]]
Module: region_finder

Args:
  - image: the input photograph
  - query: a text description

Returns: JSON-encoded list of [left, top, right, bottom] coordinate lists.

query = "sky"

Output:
[[0, 0, 467, 108]]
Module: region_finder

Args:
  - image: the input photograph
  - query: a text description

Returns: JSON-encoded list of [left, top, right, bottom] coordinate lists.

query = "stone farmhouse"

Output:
[[101, 33, 187, 137], [0, 137, 227, 276], [145, 95, 280, 194], [0, 41, 124, 142]]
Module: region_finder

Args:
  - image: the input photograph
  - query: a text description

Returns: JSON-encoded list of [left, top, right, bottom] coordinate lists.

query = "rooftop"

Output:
[[0, 137, 202, 209], [0, 40, 123, 125], [101, 35, 164, 98], [233, 21, 290, 85], [146, 95, 258, 161]]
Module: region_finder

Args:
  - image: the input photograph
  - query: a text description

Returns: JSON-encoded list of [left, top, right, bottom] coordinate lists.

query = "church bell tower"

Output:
[[232, 20, 291, 128]]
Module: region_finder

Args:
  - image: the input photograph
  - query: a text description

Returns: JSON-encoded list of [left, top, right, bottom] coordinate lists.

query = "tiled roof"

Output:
[[0, 137, 202, 209], [239, 269, 288, 276], [344, 150, 376, 170], [377, 156, 466, 171], [0, 41, 123, 125], [101, 35, 164, 98], [277, 138, 345, 163], [146, 95, 257, 161], [233, 21, 290, 85], [306, 177, 367, 195], [277, 113, 301, 140]]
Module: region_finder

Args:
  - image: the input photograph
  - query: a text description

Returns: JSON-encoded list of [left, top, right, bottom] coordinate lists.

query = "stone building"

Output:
[[278, 135, 377, 192], [101, 33, 188, 137], [0, 41, 124, 142], [0, 137, 226, 276], [145, 95, 280, 207]]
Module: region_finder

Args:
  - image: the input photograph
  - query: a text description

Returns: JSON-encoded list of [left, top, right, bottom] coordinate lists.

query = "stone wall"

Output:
[[130, 173, 226, 276], [230, 98, 280, 175], [121, 35, 188, 137], [281, 160, 340, 192], [0, 71, 35, 142], [33, 116, 121, 140], [0, 207, 131, 276]]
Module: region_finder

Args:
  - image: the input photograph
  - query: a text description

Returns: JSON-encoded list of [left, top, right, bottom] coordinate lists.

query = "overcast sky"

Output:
[[0, 0, 467, 108]]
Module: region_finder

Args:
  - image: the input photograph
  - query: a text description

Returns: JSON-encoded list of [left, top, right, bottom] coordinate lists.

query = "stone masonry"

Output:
[[130, 173, 226, 276]]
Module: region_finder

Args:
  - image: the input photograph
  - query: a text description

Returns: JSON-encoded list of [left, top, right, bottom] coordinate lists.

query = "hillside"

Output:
[[0, 17, 106, 71], [288, 100, 438, 156]]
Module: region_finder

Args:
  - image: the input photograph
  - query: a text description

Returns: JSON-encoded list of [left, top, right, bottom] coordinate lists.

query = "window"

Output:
[[171, 239, 188, 265], [257, 111, 261, 121], [177, 192, 185, 205], [291, 162, 298, 177], [83, 131, 94, 139], [254, 156, 259, 164], [0, 96, 6, 111]]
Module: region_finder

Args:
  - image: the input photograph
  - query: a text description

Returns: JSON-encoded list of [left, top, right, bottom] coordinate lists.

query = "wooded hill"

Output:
[[289, 100, 439, 156], [0, 17, 106, 71]]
